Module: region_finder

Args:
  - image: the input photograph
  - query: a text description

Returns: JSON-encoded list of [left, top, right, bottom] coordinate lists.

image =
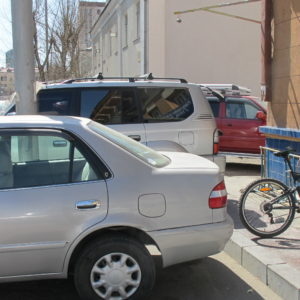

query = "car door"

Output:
[[220, 98, 266, 153], [0, 129, 108, 278], [80, 88, 146, 143]]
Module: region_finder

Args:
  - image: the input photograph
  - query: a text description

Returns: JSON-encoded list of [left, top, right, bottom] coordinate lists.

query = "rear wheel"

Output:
[[74, 235, 156, 300], [239, 178, 295, 238]]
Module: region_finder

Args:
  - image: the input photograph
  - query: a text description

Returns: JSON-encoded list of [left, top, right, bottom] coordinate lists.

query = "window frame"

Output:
[[135, 2, 140, 40]]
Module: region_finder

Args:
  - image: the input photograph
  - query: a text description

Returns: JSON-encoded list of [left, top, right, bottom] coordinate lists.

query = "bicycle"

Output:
[[239, 148, 300, 238]]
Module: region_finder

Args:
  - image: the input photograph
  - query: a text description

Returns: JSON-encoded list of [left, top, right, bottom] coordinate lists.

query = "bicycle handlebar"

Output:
[[274, 148, 296, 158]]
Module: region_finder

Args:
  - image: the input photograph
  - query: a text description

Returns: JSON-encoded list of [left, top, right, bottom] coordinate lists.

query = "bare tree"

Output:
[[33, 0, 83, 81]]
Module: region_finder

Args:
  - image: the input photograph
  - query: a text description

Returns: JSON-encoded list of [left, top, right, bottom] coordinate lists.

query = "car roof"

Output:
[[0, 115, 90, 129], [41, 80, 195, 90], [207, 95, 267, 111]]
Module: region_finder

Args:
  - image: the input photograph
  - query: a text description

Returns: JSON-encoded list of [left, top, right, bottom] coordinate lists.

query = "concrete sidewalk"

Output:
[[223, 161, 300, 300]]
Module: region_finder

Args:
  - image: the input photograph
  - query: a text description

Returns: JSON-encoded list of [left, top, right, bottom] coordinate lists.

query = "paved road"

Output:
[[0, 252, 280, 300]]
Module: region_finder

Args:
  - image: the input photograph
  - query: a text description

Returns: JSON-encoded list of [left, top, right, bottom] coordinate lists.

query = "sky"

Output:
[[0, 0, 106, 68], [0, 0, 12, 67]]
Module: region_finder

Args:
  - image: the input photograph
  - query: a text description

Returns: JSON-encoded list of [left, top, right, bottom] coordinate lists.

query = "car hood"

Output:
[[160, 151, 219, 171]]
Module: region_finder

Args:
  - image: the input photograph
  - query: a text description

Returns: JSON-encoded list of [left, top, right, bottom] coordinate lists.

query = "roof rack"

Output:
[[200, 84, 251, 96], [60, 73, 188, 84]]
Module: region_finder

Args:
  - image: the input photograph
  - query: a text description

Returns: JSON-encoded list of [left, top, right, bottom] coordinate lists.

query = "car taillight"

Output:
[[213, 129, 219, 154], [209, 181, 227, 209], [213, 142, 219, 154]]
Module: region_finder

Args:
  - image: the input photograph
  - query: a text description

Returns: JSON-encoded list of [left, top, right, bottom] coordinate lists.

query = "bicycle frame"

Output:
[[263, 153, 300, 211], [267, 186, 300, 210]]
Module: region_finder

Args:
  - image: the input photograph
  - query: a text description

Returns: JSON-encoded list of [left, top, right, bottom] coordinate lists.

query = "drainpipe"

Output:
[[261, 0, 273, 102]]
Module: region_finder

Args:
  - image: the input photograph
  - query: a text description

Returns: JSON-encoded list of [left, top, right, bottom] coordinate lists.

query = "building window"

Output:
[[123, 14, 128, 47], [136, 2, 140, 40], [109, 30, 112, 56]]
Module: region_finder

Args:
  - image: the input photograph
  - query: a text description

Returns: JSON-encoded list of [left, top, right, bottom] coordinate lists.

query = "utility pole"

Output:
[[11, 0, 37, 114], [45, 0, 49, 78]]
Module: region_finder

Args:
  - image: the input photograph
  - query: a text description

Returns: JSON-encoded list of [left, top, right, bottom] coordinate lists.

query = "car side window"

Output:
[[226, 99, 260, 120], [137, 88, 194, 122], [207, 98, 220, 117], [226, 102, 245, 119], [38, 90, 73, 115], [81, 89, 139, 124], [0, 132, 101, 190], [244, 102, 259, 119]]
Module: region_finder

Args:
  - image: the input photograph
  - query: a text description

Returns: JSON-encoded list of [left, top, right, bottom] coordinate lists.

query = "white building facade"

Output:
[[91, 0, 261, 95]]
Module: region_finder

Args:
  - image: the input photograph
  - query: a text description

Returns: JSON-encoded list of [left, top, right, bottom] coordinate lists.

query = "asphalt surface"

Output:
[[0, 252, 280, 300]]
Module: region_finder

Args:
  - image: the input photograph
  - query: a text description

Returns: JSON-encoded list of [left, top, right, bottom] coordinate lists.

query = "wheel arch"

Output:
[[67, 226, 162, 276]]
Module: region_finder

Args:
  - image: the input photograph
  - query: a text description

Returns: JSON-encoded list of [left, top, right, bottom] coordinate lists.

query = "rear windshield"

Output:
[[88, 121, 170, 168]]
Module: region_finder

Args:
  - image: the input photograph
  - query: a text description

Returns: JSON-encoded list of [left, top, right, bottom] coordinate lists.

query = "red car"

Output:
[[203, 84, 266, 154]]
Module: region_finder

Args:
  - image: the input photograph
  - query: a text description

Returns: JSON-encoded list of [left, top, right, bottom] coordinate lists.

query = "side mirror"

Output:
[[256, 111, 266, 121]]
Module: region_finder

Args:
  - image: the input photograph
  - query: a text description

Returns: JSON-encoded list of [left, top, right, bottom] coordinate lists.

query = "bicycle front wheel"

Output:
[[239, 178, 295, 238]]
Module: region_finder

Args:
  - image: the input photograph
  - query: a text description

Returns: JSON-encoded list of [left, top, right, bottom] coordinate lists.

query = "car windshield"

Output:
[[88, 121, 170, 168]]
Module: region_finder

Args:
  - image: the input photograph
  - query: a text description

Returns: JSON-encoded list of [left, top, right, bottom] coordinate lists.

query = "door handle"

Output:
[[227, 123, 233, 127], [128, 135, 141, 142], [76, 200, 100, 210]]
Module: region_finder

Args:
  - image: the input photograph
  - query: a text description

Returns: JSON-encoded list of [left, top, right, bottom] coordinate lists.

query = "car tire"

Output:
[[74, 235, 156, 300]]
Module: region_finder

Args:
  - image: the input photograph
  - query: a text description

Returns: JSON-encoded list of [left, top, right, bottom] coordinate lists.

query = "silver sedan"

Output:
[[0, 116, 233, 300]]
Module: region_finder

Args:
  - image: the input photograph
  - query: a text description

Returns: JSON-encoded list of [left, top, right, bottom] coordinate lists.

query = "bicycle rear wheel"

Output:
[[239, 178, 295, 238]]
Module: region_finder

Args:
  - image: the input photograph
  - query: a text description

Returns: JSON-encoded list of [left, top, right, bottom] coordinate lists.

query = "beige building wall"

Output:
[[147, 1, 166, 76], [148, 0, 261, 95], [268, 0, 300, 129], [91, 0, 260, 95]]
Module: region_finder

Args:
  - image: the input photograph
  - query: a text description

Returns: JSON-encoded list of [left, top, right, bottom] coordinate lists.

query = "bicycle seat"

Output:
[[274, 148, 296, 158]]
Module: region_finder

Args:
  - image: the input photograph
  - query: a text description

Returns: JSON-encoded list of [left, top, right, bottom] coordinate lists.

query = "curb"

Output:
[[224, 231, 300, 300]]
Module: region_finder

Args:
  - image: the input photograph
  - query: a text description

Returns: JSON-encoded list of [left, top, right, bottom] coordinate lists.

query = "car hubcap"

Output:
[[90, 253, 141, 299]]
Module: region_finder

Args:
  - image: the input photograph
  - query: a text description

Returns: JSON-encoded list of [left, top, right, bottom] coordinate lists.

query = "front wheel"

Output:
[[239, 178, 295, 238], [74, 235, 156, 300]]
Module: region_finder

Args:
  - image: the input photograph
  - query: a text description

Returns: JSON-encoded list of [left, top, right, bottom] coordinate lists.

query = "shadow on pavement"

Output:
[[150, 257, 264, 300], [227, 199, 244, 229], [226, 163, 261, 177], [254, 237, 300, 250], [0, 258, 265, 300]]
